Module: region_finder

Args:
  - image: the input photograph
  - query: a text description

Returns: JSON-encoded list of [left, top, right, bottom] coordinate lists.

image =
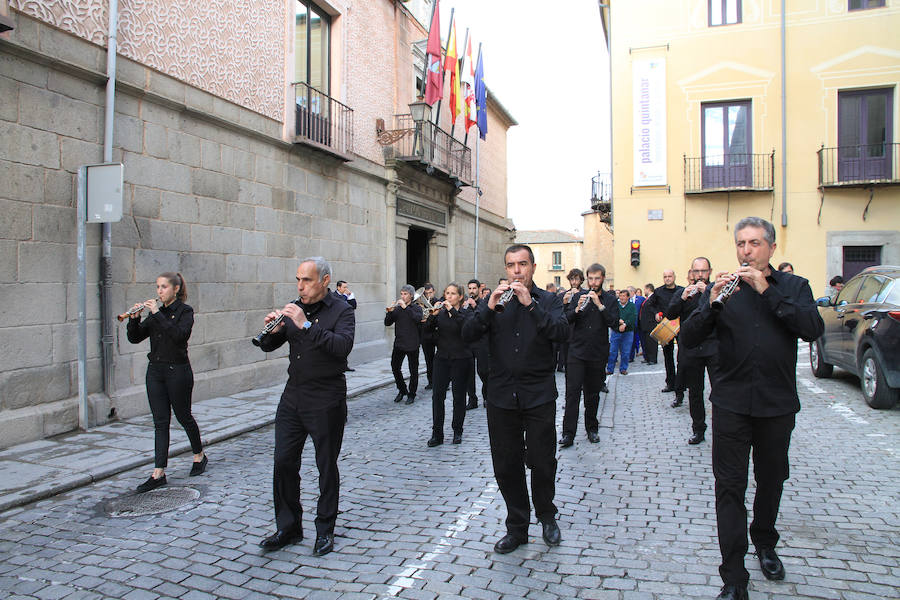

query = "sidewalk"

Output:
[[0, 359, 417, 512]]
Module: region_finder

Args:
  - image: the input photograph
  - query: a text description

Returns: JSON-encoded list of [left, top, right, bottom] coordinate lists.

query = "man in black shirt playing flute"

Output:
[[681, 218, 824, 600], [462, 244, 570, 554]]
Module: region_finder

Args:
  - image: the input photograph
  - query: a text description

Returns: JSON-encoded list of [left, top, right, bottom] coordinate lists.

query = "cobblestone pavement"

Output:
[[1, 351, 898, 600]]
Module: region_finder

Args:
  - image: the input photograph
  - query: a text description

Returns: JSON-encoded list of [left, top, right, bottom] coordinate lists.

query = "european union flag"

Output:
[[474, 46, 487, 140]]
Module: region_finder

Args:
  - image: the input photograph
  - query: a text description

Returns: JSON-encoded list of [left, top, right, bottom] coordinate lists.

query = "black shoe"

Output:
[[558, 434, 574, 448], [405, 393, 416, 405], [586, 430, 600, 444], [688, 432, 705, 445], [556, 367, 565, 373], [541, 519, 561, 546], [136, 474, 166, 493], [313, 533, 334, 557], [452, 433, 462, 444], [260, 528, 303, 551], [599, 383, 609, 393], [427, 434, 443, 447], [757, 547, 785, 580], [493, 533, 526, 554], [647, 361, 657, 365], [466, 399, 478, 410], [393, 392, 405, 403], [345, 367, 355, 372], [661, 387, 675, 393], [189, 454, 207, 476], [671, 397, 683, 408], [716, 584, 749, 600], [424, 383, 433, 390]]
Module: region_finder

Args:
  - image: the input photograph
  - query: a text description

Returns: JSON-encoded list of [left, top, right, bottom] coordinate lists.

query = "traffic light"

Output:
[[630, 240, 641, 267]]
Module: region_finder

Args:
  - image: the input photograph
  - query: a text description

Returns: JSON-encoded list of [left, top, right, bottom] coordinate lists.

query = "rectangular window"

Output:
[[552, 252, 562, 269], [554, 276, 561, 287], [701, 100, 752, 188], [838, 88, 893, 181], [849, 0, 886, 10], [709, 0, 741, 26], [294, 1, 332, 144], [843, 246, 882, 281]]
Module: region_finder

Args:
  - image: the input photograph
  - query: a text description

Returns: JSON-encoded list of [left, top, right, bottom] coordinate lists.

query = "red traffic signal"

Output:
[[630, 240, 640, 267]]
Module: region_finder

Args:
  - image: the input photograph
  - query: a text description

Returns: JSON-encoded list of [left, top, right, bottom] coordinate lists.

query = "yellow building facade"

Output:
[[603, 1, 900, 295]]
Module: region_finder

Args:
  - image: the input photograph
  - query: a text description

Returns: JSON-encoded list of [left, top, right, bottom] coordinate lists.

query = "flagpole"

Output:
[[474, 134, 480, 281], [450, 27, 468, 139], [433, 7, 454, 127]]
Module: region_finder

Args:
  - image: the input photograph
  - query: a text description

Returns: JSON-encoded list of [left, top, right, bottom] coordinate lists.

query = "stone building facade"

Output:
[[0, 0, 516, 447]]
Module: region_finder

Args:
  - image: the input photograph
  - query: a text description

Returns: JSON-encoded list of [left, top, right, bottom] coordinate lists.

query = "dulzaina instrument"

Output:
[[493, 288, 516, 312], [251, 297, 301, 346], [711, 263, 749, 312], [117, 298, 161, 322], [576, 293, 591, 311]]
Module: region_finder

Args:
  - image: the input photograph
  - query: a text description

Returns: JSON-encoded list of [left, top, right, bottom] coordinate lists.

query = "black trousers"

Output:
[[421, 341, 436, 385], [562, 356, 606, 437], [641, 330, 658, 363], [467, 346, 489, 402], [390, 348, 419, 395], [431, 356, 471, 437], [273, 398, 347, 536], [662, 341, 676, 387], [146, 362, 202, 469], [683, 356, 719, 434], [556, 343, 569, 370], [712, 405, 795, 586], [486, 401, 558, 538]]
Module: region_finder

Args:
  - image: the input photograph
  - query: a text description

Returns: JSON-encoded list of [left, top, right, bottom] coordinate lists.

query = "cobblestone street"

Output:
[[1, 355, 898, 600]]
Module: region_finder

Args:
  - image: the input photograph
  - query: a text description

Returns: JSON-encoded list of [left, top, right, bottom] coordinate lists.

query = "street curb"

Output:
[[0, 374, 400, 513]]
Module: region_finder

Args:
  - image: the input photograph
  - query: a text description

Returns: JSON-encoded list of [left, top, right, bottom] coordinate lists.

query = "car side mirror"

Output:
[[815, 297, 832, 307]]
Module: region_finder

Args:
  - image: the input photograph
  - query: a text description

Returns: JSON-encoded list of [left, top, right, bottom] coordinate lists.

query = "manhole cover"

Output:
[[104, 486, 201, 517]]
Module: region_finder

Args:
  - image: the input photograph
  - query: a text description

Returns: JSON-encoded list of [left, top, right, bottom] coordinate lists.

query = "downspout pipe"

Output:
[[780, 0, 787, 227], [100, 0, 119, 413]]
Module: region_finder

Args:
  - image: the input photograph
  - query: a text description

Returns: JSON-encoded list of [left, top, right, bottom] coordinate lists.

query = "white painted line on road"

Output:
[[617, 370, 666, 376], [827, 401, 869, 426], [798, 377, 827, 395], [383, 480, 499, 596]]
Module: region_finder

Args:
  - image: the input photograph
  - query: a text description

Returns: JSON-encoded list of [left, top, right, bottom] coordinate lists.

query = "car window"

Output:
[[884, 280, 900, 305], [835, 276, 863, 305], [857, 275, 888, 304]]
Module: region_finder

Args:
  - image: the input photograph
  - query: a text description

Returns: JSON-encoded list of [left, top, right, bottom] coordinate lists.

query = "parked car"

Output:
[[809, 265, 900, 409]]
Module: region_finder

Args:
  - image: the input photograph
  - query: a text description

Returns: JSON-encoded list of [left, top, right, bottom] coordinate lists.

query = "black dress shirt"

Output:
[[462, 284, 569, 409], [565, 289, 619, 360], [643, 284, 684, 323], [384, 303, 423, 352], [126, 299, 193, 364], [680, 266, 824, 417], [425, 307, 471, 359], [665, 288, 718, 361], [259, 292, 356, 407]]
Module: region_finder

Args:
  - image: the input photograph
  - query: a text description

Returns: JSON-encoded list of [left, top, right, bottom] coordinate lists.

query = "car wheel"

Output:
[[860, 348, 899, 409], [810, 340, 833, 378]]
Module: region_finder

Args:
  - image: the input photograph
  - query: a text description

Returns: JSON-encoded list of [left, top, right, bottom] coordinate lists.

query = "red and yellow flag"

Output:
[[443, 20, 462, 124]]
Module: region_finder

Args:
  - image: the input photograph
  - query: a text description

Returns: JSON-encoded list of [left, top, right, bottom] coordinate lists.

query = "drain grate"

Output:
[[104, 486, 201, 517]]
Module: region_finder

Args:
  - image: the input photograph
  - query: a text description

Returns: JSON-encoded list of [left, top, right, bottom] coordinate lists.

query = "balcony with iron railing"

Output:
[[377, 114, 472, 185], [818, 143, 900, 187], [684, 151, 775, 194], [589, 172, 612, 223], [292, 82, 354, 160]]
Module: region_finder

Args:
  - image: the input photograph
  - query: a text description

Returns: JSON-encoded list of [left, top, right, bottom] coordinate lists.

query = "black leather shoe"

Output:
[[558, 434, 574, 448], [671, 397, 683, 408], [493, 533, 526, 554], [688, 432, 705, 445], [405, 393, 416, 405], [260, 528, 303, 551], [466, 399, 478, 410], [661, 386, 675, 393], [452, 433, 462, 444], [189, 454, 208, 476], [586, 430, 600, 444], [393, 392, 405, 403], [716, 584, 749, 600], [312, 533, 334, 556], [599, 383, 609, 393], [757, 547, 785, 580], [136, 474, 166, 493], [424, 383, 433, 390], [427, 434, 443, 447], [541, 519, 561, 546]]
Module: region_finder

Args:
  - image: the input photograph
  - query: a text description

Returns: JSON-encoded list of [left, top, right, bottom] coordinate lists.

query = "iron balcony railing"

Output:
[[292, 82, 354, 157], [387, 114, 472, 184], [684, 151, 775, 194], [590, 172, 611, 209], [818, 143, 900, 187]]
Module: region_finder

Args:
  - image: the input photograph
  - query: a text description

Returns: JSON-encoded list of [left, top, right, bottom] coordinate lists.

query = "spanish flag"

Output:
[[443, 20, 463, 125]]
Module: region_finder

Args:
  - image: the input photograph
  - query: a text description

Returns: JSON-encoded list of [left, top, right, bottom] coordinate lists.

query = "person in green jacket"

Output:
[[607, 289, 637, 375]]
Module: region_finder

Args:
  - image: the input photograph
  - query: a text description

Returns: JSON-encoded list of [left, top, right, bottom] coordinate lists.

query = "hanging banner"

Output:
[[633, 58, 667, 187]]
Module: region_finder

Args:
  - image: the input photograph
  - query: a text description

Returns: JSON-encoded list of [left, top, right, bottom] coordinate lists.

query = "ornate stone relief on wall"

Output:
[[11, 0, 284, 121]]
